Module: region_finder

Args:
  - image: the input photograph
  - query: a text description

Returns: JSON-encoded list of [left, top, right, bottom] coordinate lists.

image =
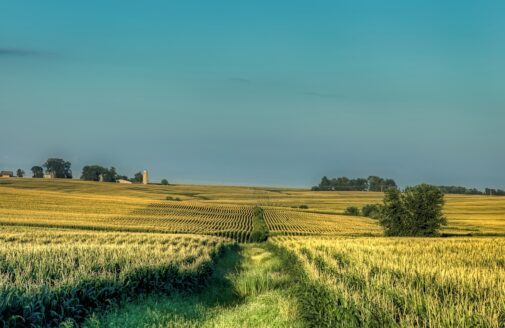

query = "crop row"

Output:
[[0, 226, 233, 327], [272, 236, 505, 327], [263, 208, 381, 236]]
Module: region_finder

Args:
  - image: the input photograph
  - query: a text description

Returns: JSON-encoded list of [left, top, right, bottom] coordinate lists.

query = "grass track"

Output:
[[85, 244, 303, 328]]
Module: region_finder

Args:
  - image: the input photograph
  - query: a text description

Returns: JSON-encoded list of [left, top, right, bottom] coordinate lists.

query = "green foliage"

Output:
[[438, 185, 505, 196], [81, 165, 120, 182], [88, 245, 303, 328], [361, 204, 381, 219], [344, 206, 360, 216], [379, 184, 447, 236], [15, 169, 24, 178], [43, 158, 73, 178], [249, 207, 268, 242], [31, 165, 44, 178], [161, 179, 169, 185], [0, 230, 230, 327], [132, 172, 143, 183], [312, 175, 397, 192]]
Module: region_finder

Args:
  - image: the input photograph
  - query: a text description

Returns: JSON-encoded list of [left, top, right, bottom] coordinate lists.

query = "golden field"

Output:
[[1, 178, 504, 236], [272, 236, 505, 327], [1, 178, 505, 327]]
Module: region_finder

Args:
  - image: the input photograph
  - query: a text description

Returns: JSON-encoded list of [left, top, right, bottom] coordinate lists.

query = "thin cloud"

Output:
[[0, 48, 41, 57]]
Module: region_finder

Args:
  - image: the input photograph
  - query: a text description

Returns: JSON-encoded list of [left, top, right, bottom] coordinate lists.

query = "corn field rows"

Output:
[[272, 236, 505, 327], [264, 208, 381, 236], [0, 185, 385, 241], [0, 225, 233, 327]]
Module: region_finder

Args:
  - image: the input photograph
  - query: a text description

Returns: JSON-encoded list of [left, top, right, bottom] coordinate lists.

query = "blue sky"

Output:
[[1, 0, 504, 188]]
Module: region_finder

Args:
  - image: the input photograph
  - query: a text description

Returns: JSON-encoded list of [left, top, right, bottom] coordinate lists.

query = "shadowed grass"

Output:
[[84, 245, 303, 328]]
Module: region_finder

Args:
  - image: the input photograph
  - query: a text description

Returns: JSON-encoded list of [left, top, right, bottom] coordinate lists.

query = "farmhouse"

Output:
[[0, 171, 14, 178]]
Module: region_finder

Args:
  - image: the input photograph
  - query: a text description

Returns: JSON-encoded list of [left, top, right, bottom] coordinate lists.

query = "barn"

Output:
[[0, 171, 14, 178]]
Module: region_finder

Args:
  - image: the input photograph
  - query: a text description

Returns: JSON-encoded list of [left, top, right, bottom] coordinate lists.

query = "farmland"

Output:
[[0, 225, 232, 326], [272, 236, 505, 327], [1, 178, 505, 327]]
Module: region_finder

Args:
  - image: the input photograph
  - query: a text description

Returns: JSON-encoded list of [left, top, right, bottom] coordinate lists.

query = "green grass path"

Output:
[[84, 245, 304, 328]]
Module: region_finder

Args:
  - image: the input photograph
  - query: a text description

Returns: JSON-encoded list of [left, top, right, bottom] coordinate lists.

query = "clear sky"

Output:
[[1, 0, 504, 188]]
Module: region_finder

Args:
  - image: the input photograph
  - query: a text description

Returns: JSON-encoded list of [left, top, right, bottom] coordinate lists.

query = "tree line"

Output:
[[312, 176, 397, 192], [312, 175, 504, 196], [25, 158, 169, 185], [437, 185, 505, 196]]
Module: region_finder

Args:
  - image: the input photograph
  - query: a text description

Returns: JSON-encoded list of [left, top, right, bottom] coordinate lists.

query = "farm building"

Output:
[[0, 171, 14, 178], [117, 179, 132, 184], [143, 170, 149, 185]]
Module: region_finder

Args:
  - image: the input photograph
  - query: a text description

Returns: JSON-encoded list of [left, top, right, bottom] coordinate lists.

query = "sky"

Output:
[[1, 0, 504, 188]]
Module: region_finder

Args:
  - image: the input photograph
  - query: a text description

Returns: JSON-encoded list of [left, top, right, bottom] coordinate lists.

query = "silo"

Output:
[[143, 170, 148, 185]]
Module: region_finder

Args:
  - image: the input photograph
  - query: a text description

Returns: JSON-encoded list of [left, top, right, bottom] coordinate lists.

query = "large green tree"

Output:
[[31, 166, 44, 178], [131, 172, 143, 183], [379, 184, 446, 236], [81, 165, 120, 182], [43, 158, 72, 179]]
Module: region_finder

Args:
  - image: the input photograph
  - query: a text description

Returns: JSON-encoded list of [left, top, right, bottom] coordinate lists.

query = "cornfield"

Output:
[[0, 225, 233, 326], [1, 178, 505, 326], [272, 236, 505, 327]]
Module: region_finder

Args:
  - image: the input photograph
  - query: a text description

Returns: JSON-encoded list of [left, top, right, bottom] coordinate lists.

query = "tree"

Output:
[[101, 167, 117, 182], [43, 158, 72, 179], [16, 169, 25, 178], [344, 206, 360, 216], [362, 204, 381, 219], [379, 188, 406, 236], [161, 179, 169, 185], [131, 172, 143, 183], [81, 165, 105, 181], [379, 184, 446, 236], [81, 165, 121, 182], [31, 166, 44, 178], [313, 175, 396, 192]]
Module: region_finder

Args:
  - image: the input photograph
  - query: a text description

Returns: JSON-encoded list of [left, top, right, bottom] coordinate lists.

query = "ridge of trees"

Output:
[[81, 165, 127, 182], [437, 185, 505, 196], [312, 176, 397, 192]]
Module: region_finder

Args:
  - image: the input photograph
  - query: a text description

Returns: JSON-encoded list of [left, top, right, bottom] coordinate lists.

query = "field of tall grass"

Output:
[[0, 226, 232, 326], [273, 236, 505, 327]]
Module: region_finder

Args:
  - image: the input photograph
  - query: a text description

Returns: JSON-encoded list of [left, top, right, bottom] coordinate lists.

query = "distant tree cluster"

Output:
[[343, 204, 381, 219], [132, 172, 143, 183], [81, 166, 122, 182], [31, 158, 72, 179], [438, 185, 505, 196], [485, 188, 505, 196], [312, 176, 397, 192]]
